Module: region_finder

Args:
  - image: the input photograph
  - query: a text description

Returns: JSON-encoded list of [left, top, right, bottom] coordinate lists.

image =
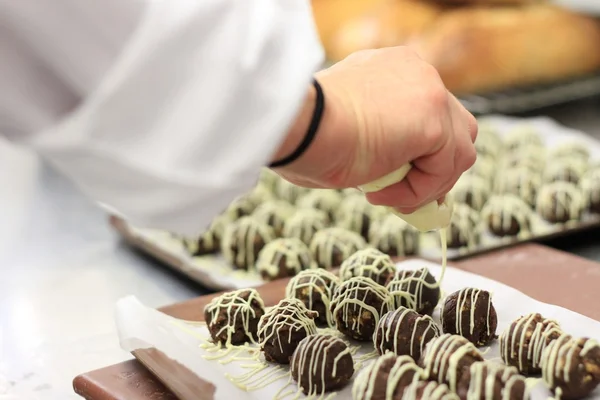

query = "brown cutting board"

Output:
[[73, 243, 600, 400]]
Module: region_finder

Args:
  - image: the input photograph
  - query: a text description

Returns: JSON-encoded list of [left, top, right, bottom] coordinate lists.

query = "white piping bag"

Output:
[[359, 164, 454, 232]]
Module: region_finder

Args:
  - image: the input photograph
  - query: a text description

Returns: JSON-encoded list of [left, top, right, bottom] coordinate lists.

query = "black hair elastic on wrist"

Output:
[[269, 79, 325, 168]]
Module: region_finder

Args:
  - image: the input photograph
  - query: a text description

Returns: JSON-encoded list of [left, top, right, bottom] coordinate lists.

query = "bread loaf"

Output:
[[327, 0, 443, 61], [412, 5, 600, 94], [311, 0, 389, 55]]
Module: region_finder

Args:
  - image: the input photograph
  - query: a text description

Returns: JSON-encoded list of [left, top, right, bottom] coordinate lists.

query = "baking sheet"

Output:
[[115, 259, 600, 400]]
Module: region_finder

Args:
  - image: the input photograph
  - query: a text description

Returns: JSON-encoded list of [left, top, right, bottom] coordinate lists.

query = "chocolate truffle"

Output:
[[182, 214, 231, 256], [420, 334, 484, 392], [451, 175, 492, 212], [290, 334, 354, 396], [352, 352, 424, 400], [465, 155, 496, 181], [446, 204, 481, 249], [285, 268, 340, 327], [457, 361, 529, 400], [368, 214, 420, 257], [309, 227, 367, 270], [500, 313, 562, 375], [543, 159, 587, 184], [474, 127, 503, 161], [494, 168, 542, 207], [297, 189, 343, 222], [339, 247, 397, 286], [440, 288, 498, 347], [257, 298, 318, 364], [504, 125, 543, 151], [283, 209, 329, 246], [330, 276, 393, 341], [336, 195, 387, 241], [481, 195, 533, 238], [401, 381, 460, 400], [258, 168, 280, 192], [226, 186, 273, 219], [541, 335, 600, 400], [387, 267, 441, 316], [374, 307, 441, 361], [536, 182, 585, 224], [220, 216, 275, 270], [255, 238, 315, 281], [276, 179, 310, 204], [550, 142, 590, 163], [582, 168, 600, 214], [252, 200, 296, 237], [203, 288, 265, 346]]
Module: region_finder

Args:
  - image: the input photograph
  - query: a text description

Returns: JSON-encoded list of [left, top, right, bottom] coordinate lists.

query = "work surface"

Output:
[[1, 98, 600, 400]]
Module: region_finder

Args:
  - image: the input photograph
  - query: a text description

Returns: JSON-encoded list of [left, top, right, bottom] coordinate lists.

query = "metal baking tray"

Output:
[[458, 72, 600, 115]]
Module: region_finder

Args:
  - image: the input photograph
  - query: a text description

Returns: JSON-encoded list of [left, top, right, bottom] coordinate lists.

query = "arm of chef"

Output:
[[2, 0, 324, 236]]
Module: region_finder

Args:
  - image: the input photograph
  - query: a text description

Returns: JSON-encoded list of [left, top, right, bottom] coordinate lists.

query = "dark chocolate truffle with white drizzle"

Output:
[[257, 298, 318, 364], [441, 288, 498, 347], [536, 182, 585, 224], [330, 276, 393, 341], [456, 361, 530, 400], [420, 334, 484, 393], [290, 334, 354, 396], [445, 204, 481, 249], [255, 238, 314, 281], [336, 194, 387, 241], [285, 268, 340, 327], [182, 213, 231, 256], [351, 352, 423, 400], [401, 381, 460, 400], [220, 216, 276, 270], [500, 312, 562, 375], [252, 200, 296, 237], [582, 168, 600, 214], [309, 227, 367, 270], [481, 195, 533, 238], [368, 214, 420, 257], [203, 288, 265, 346], [339, 247, 397, 286], [541, 334, 600, 400], [283, 209, 329, 246], [297, 189, 343, 222], [451, 175, 491, 212], [387, 267, 440, 316], [374, 307, 441, 361]]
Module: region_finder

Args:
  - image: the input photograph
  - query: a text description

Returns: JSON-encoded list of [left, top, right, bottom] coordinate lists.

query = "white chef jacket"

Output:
[[0, 0, 324, 236]]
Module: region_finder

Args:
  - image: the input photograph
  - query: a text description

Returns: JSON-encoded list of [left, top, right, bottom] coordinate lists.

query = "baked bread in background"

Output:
[[411, 4, 600, 94], [326, 0, 443, 61]]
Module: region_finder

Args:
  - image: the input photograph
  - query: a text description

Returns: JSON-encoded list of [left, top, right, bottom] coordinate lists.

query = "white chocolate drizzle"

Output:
[[550, 142, 590, 163], [536, 182, 585, 223], [331, 276, 394, 337], [481, 194, 533, 238], [466, 155, 497, 180], [368, 214, 420, 256], [339, 247, 396, 284], [581, 168, 600, 211], [297, 189, 343, 221], [374, 307, 441, 359], [504, 125, 543, 150], [252, 200, 297, 236], [221, 216, 276, 270], [285, 269, 340, 328], [204, 288, 265, 346], [256, 238, 315, 280], [309, 228, 367, 270], [422, 334, 483, 392], [259, 168, 281, 192], [402, 381, 459, 400], [451, 175, 492, 211], [182, 213, 232, 255], [440, 288, 494, 340], [541, 334, 600, 393], [466, 361, 530, 400], [257, 298, 318, 358], [542, 158, 587, 184], [290, 334, 354, 398], [336, 195, 387, 238], [499, 313, 562, 374], [283, 209, 329, 245], [276, 179, 310, 204], [351, 352, 423, 400], [446, 204, 481, 249], [387, 267, 440, 312], [494, 168, 542, 206]]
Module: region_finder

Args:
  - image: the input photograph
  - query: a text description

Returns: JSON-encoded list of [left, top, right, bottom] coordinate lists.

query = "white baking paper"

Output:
[[115, 259, 600, 400]]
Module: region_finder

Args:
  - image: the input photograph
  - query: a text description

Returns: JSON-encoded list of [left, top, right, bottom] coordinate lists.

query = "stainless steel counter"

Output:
[[0, 99, 599, 400]]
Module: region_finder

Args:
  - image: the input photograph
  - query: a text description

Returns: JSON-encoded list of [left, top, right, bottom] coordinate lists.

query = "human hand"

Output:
[[271, 45, 477, 213]]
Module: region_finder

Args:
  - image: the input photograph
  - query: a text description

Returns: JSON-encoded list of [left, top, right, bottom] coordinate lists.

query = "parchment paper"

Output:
[[115, 259, 600, 400]]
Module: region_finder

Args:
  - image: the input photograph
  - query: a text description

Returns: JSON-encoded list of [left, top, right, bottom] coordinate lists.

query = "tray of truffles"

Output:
[[112, 115, 600, 289], [115, 258, 600, 400]]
